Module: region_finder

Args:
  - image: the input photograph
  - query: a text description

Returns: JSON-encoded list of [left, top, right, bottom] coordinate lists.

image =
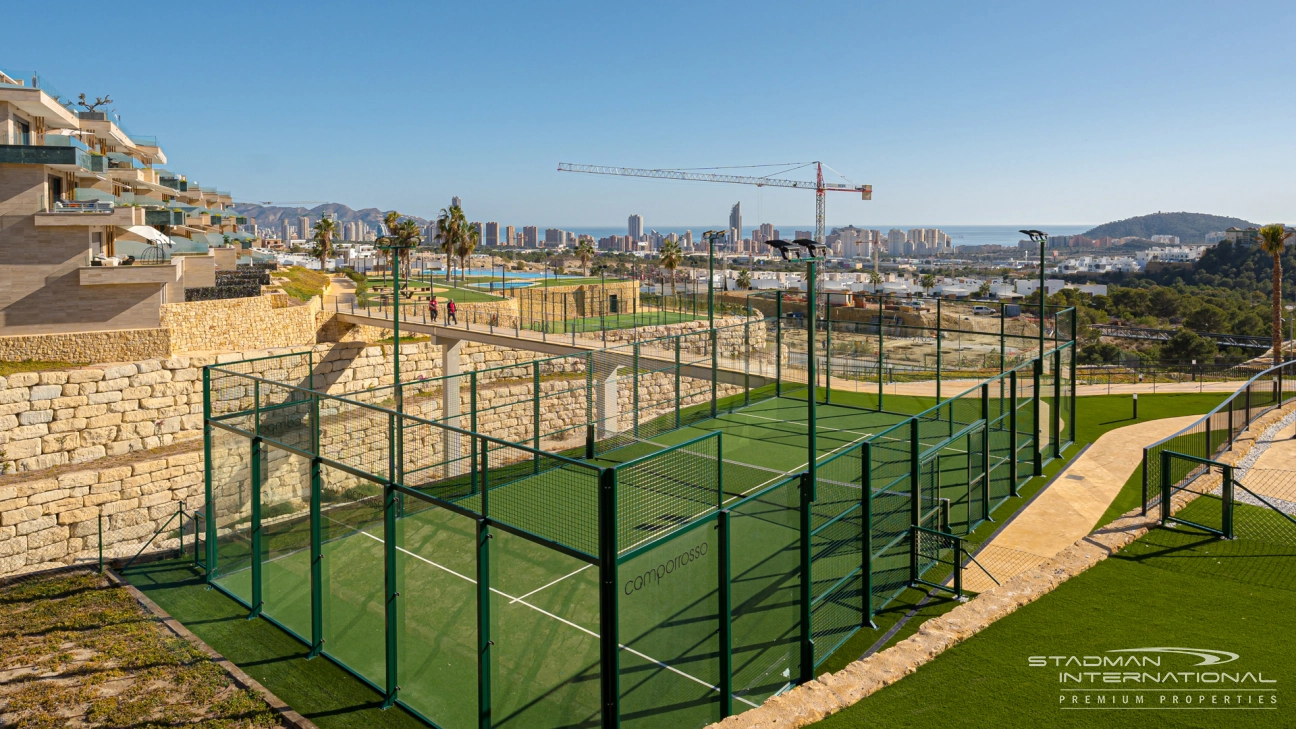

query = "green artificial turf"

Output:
[[123, 560, 426, 729], [811, 523, 1295, 729], [814, 392, 1231, 676]]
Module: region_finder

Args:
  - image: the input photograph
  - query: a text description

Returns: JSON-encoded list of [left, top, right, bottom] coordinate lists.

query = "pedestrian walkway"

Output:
[[962, 414, 1201, 592]]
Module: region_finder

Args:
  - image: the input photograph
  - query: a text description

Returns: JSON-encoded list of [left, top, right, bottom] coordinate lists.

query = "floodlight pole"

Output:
[[704, 230, 724, 327]]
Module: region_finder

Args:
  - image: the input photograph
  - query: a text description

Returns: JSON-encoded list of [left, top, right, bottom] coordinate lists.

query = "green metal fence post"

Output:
[[633, 343, 641, 437], [909, 418, 920, 585], [935, 298, 942, 403], [954, 536, 963, 598], [878, 294, 885, 410], [1009, 370, 1019, 496], [711, 327, 718, 417], [743, 312, 751, 407], [718, 508, 733, 719], [862, 441, 875, 627], [249, 436, 263, 619], [383, 479, 398, 709], [1052, 349, 1062, 459], [597, 467, 620, 727], [309, 457, 323, 659], [999, 301, 1006, 373], [476, 514, 492, 729], [824, 295, 832, 405], [586, 353, 595, 459], [981, 384, 991, 522], [98, 511, 103, 574], [1033, 357, 1043, 476], [203, 368, 217, 582], [1223, 464, 1234, 540], [674, 338, 681, 428], [799, 470, 813, 684], [776, 292, 783, 397], [533, 363, 541, 473], [1159, 450, 1172, 525]]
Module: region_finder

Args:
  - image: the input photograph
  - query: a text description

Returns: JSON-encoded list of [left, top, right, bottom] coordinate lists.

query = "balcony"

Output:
[[79, 260, 181, 286], [0, 138, 98, 171], [35, 204, 145, 227], [145, 209, 185, 226]]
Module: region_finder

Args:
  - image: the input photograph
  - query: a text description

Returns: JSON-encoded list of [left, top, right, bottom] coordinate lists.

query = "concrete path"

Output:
[[962, 414, 1201, 593]]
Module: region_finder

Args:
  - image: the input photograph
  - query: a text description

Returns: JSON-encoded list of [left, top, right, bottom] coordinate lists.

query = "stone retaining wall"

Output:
[[0, 328, 173, 363], [161, 294, 321, 354]]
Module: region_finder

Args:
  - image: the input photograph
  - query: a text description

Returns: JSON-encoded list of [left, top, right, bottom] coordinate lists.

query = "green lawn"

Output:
[[812, 522, 1295, 728]]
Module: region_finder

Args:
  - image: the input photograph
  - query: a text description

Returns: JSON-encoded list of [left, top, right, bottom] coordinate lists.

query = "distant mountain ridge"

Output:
[[1082, 212, 1255, 243], [230, 202, 430, 233]]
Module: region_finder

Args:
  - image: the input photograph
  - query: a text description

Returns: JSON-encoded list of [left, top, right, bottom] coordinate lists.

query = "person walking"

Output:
[[429, 297, 439, 324], [447, 299, 458, 325]]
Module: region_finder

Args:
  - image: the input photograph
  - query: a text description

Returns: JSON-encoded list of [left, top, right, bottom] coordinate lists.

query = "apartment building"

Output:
[[0, 69, 249, 336]]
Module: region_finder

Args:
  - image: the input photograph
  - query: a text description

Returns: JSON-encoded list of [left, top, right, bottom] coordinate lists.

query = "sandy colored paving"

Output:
[[961, 414, 1201, 592]]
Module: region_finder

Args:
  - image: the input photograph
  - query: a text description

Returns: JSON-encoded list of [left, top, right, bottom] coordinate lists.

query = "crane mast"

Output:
[[557, 162, 870, 246]]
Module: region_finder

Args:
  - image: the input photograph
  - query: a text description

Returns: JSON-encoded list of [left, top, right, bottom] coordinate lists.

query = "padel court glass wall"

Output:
[[201, 312, 1075, 729]]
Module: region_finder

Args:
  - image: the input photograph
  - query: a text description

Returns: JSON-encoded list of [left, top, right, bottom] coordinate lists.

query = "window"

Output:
[[14, 118, 30, 145]]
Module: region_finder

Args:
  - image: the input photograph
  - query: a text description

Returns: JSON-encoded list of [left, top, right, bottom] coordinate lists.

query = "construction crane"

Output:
[[557, 162, 871, 245]]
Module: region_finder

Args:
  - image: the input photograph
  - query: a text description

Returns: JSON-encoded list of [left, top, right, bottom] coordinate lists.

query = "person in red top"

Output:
[[447, 299, 458, 324], [429, 297, 439, 324]]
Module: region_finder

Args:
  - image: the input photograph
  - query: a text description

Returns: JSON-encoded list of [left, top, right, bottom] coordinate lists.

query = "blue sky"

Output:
[[7, 1, 1293, 229]]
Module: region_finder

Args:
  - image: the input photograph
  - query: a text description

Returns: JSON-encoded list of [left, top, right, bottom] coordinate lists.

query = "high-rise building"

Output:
[[505, 225, 515, 247], [757, 223, 774, 245], [544, 228, 565, 247], [484, 222, 500, 246], [451, 196, 462, 209], [298, 216, 311, 240], [523, 226, 539, 247], [628, 214, 643, 241], [887, 229, 907, 255], [794, 230, 813, 242], [684, 230, 694, 250], [729, 203, 742, 242]]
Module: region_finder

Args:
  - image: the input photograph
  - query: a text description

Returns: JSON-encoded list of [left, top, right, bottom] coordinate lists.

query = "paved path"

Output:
[[962, 414, 1201, 593]]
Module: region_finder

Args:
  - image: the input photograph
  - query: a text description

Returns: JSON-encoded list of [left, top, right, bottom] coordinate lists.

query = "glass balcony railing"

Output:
[[0, 69, 78, 114], [131, 134, 159, 146], [42, 135, 89, 150], [106, 152, 145, 170]]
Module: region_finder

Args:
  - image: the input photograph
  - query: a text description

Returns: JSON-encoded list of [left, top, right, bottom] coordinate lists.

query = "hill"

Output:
[[230, 202, 430, 236], [1081, 212, 1254, 243]]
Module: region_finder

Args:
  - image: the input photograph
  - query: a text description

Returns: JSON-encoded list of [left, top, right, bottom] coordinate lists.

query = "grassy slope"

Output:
[[124, 560, 425, 729], [275, 266, 332, 302], [814, 524, 1294, 729]]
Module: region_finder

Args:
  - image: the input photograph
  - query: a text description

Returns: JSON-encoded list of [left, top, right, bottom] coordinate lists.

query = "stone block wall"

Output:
[[0, 328, 173, 363], [161, 294, 320, 354], [0, 449, 204, 575]]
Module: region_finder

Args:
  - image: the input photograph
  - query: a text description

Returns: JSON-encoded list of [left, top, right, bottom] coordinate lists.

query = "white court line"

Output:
[[510, 564, 592, 603], [344, 524, 758, 709], [720, 410, 875, 441]]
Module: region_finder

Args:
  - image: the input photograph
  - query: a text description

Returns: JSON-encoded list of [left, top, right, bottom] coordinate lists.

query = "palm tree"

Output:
[[1258, 224, 1294, 366], [435, 206, 469, 283], [455, 223, 479, 284], [392, 218, 422, 282], [920, 273, 936, 296], [311, 217, 338, 271], [659, 240, 683, 296], [868, 270, 883, 286], [977, 281, 992, 299], [575, 239, 596, 277], [381, 211, 402, 279], [736, 269, 752, 290]]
